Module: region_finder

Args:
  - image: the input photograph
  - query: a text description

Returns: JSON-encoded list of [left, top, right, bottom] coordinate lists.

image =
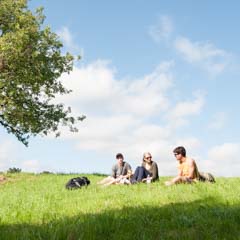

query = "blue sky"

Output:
[[0, 1, 240, 176]]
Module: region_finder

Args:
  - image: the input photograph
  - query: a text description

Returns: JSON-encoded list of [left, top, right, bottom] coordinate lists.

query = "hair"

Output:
[[142, 152, 152, 162], [116, 153, 124, 159], [173, 146, 186, 157]]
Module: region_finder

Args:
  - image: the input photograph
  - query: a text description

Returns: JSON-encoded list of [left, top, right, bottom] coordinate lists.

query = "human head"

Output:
[[173, 146, 186, 161], [116, 153, 124, 165], [143, 152, 152, 163]]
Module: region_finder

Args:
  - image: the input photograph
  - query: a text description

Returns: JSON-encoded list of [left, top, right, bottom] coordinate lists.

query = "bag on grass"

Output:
[[65, 176, 90, 190]]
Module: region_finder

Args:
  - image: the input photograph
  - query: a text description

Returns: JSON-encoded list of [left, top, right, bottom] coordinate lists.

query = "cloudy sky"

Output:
[[1, 1, 240, 176]]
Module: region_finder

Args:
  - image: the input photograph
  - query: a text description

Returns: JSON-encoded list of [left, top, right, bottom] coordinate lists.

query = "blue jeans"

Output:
[[131, 166, 150, 182]]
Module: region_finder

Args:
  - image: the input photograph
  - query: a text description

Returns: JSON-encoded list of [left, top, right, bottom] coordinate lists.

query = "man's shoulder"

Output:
[[186, 157, 196, 165], [123, 161, 131, 168]]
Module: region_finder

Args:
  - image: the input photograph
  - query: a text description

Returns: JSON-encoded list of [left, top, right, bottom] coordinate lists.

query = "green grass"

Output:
[[0, 173, 239, 240]]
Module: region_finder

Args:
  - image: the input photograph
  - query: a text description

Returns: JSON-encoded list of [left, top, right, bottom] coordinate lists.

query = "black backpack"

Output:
[[65, 176, 90, 190]]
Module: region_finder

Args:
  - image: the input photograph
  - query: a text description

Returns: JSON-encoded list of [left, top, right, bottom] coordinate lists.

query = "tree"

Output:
[[0, 0, 85, 146]]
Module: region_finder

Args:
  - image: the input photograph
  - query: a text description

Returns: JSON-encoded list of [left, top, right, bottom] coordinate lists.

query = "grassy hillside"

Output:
[[0, 173, 239, 240]]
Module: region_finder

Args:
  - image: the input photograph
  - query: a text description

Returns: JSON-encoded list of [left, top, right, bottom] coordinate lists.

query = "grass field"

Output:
[[0, 173, 239, 240]]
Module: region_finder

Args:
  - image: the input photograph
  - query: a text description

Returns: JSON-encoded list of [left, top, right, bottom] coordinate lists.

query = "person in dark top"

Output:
[[97, 153, 132, 186], [131, 152, 159, 183]]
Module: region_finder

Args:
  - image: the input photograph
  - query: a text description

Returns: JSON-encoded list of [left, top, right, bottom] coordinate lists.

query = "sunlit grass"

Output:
[[0, 173, 239, 239]]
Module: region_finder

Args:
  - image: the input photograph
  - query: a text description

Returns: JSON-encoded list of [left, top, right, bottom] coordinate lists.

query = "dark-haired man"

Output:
[[111, 153, 131, 178], [165, 146, 200, 186], [98, 153, 132, 186]]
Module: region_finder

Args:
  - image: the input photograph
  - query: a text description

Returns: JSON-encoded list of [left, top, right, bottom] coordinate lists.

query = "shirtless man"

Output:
[[165, 146, 199, 186]]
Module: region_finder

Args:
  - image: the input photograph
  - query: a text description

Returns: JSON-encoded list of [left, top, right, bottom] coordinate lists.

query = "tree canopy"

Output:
[[0, 0, 85, 146]]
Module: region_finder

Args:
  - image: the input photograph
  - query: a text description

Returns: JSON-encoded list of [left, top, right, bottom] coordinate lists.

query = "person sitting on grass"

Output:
[[165, 146, 200, 186], [131, 152, 159, 183], [97, 153, 132, 186], [0, 175, 6, 182]]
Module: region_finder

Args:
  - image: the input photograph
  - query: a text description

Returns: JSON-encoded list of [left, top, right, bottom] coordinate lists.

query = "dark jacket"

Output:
[[142, 161, 159, 181]]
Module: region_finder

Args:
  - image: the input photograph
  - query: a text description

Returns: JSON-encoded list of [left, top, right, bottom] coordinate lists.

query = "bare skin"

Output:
[[0, 175, 6, 182], [165, 153, 197, 186]]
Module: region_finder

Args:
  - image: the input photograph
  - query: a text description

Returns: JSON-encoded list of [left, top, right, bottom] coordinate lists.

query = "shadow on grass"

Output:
[[0, 197, 239, 240]]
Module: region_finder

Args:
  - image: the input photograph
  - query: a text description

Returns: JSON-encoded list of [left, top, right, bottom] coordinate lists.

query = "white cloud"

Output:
[[0, 139, 51, 173], [149, 15, 173, 42], [208, 112, 227, 130], [174, 36, 230, 76], [167, 91, 205, 127], [57, 26, 82, 54], [203, 143, 240, 176], [148, 16, 233, 77], [208, 143, 239, 164], [175, 37, 226, 62], [50, 59, 209, 175], [175, 137, 202, 152], [57, 60, 174, 117], [55, 60, 176, 161]]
